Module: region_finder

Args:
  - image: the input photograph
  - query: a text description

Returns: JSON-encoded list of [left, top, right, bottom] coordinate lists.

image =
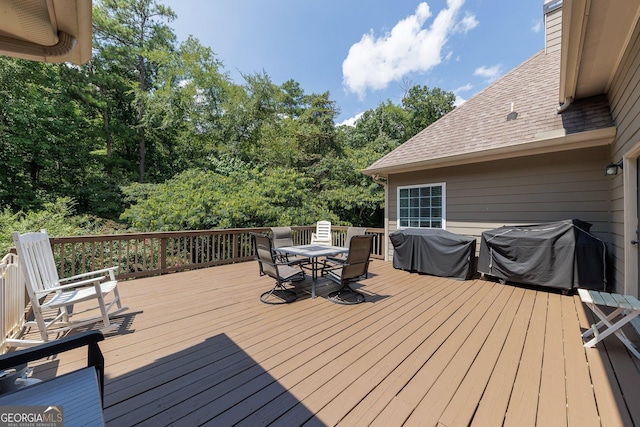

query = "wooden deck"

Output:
[[26, 260, 640, 426]]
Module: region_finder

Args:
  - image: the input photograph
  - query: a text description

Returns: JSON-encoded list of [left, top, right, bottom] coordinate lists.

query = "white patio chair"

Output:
[[310, 221, 332, 246], [578, 288, 640, 359], [12, 230, 128, 345]]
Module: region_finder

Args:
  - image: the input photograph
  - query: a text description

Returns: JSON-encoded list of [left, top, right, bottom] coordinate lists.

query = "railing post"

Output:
[[232, 232, 238, 261], [160, 237, 167, 272]]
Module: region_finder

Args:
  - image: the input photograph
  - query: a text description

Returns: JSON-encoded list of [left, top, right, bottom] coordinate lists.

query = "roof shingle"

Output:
[[364, 50, 614, 174]]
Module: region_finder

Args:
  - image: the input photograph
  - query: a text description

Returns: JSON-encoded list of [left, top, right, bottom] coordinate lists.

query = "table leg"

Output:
[[311, 257, 317, 298]]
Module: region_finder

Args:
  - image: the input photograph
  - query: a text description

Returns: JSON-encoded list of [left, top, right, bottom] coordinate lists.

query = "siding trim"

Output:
[[622, 151, 640, 297]]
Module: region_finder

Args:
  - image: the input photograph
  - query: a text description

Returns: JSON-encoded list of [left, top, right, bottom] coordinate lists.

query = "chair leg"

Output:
[[32, 306, 50, 343], [328, 284, 365, 305], [260, 282, 297, 305], [107, 288, 129, 316], [583, 303, 640, 359]]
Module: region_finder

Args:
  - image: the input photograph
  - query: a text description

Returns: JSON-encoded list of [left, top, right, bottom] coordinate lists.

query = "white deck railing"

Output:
[[0, 253, 26, 354]]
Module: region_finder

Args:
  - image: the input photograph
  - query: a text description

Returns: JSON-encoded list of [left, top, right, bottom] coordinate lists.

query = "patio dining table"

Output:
[[274, 244, 349, 298]]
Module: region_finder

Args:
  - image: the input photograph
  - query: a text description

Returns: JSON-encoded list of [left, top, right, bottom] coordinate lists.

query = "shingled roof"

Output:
[[364, 50, 615, 176]]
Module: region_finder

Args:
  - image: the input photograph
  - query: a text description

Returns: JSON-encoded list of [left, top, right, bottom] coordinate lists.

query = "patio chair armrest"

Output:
[[254, 256, 277, 268], [36, 276, 106, 298], [321, 261, 345, 275], [325, 254, 346, 263], [59, 266, 118, 283], [322, 254, 348, 267], [279, 256, 310, 267], [326, 259, 368, 270]]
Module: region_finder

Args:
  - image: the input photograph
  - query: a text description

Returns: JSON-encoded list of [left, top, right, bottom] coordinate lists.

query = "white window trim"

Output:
[[396, 182, 447, 229]]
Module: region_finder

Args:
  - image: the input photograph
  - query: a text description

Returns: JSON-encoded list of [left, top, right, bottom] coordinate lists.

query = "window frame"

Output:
[[396, 182, 447, 229]]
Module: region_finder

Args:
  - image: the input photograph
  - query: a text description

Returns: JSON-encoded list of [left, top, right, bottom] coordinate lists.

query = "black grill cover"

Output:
[[477, 219, 606, 290], [389, 228, 476, 280]]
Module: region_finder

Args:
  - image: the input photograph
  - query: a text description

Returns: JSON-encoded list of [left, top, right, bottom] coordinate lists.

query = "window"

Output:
[[397, 183, 445, 228]]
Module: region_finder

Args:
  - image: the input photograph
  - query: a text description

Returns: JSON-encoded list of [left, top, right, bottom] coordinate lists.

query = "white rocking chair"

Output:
[[310, 221, 332, 246], [12, 230, 128, 346]]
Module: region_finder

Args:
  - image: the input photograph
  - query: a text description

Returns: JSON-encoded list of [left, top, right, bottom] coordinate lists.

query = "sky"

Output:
[[161, 0, 546, 125]]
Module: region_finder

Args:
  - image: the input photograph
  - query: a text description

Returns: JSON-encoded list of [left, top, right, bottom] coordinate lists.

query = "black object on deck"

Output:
[[389, 228, 477, 280], [478, 219, 607, 291]]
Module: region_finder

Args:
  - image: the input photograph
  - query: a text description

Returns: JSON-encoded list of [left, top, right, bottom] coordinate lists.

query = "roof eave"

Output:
[[0, 0, 92, 65], [558, 0, 588, 103], [559, 0, 640, 101], [363, 126, 616, 178]]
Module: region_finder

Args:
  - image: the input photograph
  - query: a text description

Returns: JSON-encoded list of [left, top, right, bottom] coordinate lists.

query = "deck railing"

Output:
[[1, 226, 384, 352], [1, 253, 25, 354], [47, 226, 385, 280]]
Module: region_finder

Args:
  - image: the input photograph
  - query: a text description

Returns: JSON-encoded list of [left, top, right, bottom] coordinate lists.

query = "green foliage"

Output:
[[0, 0, 460, 240], [0, 57, 101, 212], [402, 85, 456, 137], [120, 166, 337, 231], [0, 198, 126, 254]]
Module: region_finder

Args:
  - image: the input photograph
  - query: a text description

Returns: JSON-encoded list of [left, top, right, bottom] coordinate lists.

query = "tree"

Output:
[[401, 85, 455, 138], [92, 0, 177, 183], [166, 36, 230, 171], [0, 58, 98, 211], [120, 166, 336, 231], [295, 91, 341, 172], [317, 146, 386, 227], [219, 71, 282, 164], [343, 101, 408, 150], [0, 0, 458, 232]]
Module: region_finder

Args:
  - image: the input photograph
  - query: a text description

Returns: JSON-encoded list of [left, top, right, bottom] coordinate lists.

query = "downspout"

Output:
[[372, 174, 388, 185], [557, 96, 573, 113]]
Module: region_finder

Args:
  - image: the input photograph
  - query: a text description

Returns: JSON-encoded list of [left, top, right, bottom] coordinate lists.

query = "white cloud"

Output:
[[454, 83, 473, 93], [337, 112, 364, 127], [531, 19, 543, 33], [452, 83, 472, 106], [455, 12, 478, 34], [342, 0, 474, 99], [473, 64, 502, 82]]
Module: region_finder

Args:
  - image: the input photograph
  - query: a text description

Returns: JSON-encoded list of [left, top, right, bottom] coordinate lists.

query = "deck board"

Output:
[[15, 259, 640, 426], [470, 288, 536, 426], [437, 286, 525, 427], [561, 295, 600, 427], [537, 293, 568, 425], [503, 291, 548, 426], [406, 283, 517, 426]]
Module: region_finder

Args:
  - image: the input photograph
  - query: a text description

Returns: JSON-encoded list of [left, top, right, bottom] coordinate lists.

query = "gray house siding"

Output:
[[386, 146, 610, 262], [544, 2, 562, 54], [607, 21, 640, 295]]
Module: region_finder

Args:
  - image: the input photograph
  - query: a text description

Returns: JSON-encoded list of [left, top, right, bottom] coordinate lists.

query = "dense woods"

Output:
[[0, 0, 455, 251]]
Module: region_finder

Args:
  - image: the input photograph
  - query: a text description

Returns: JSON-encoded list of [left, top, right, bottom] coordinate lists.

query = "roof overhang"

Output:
[[363, 126, 616, 178], [559, 0, 640, 102], [0, 0, 92, 65]]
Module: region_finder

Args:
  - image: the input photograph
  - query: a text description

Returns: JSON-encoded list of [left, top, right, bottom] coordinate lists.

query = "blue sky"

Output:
[[161, 0, 545, 125]]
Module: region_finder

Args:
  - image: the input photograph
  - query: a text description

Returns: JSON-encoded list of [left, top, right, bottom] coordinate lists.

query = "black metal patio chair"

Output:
[[270, 227, 309, 275], [322, 234, 374, 305], [252, 233, 304, 304]]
